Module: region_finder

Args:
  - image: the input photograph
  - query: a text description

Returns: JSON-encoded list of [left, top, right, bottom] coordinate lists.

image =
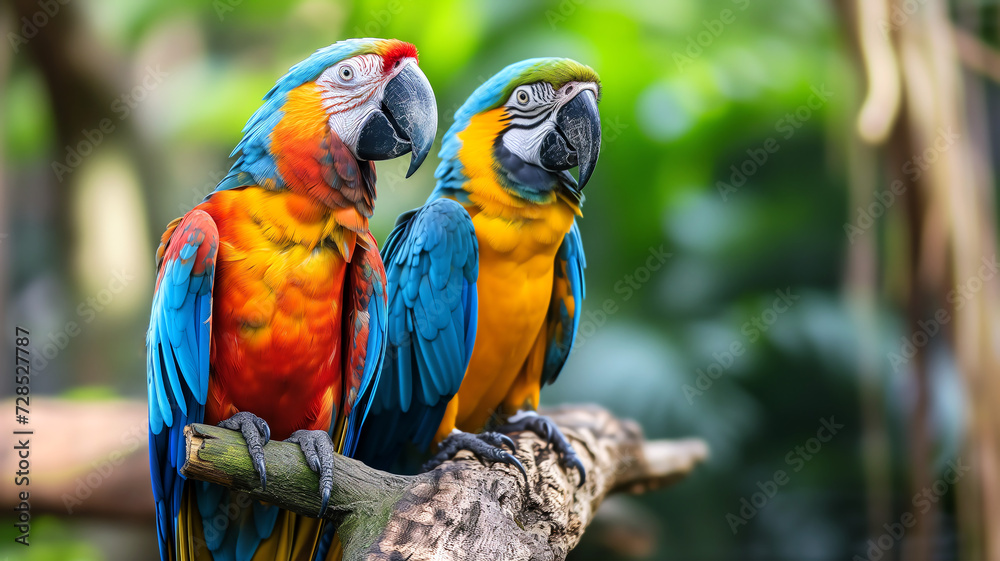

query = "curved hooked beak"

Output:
[[356, 62, 437, 177], [539, 89, 601, 190]]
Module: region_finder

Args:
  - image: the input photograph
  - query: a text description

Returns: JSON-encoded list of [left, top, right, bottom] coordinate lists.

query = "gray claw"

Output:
[[320, 487, 331, 516], [305, 452, 320, 473], [424, 431, 529, 486], [217, 411, 271, 491], [499, 412, 587, 487], [498, 434, 517, 453], [253, 455, 268, 491], [286, 430, 335, 517], [501, 452, 528, 483], [563, 455, 586, 487]]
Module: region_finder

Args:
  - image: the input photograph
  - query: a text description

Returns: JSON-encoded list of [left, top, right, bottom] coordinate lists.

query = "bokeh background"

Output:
[[3, 0, 1000, 559]]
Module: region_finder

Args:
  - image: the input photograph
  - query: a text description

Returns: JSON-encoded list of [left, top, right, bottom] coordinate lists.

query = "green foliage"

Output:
[[2, 0, 915, 559], [0, 516, 104, 561]]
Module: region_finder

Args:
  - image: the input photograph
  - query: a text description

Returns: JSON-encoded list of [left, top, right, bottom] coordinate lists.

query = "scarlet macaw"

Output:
[[146, 38, 436, 561], [354, 58, 600, 481]]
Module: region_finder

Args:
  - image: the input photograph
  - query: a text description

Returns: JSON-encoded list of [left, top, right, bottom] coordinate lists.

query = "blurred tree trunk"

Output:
[[10, 0, 112, 271], [1, 7, 12, 383], [837, 0, 1000, 559], [8, 0, 158, 389], [837, 2, 894, 545]]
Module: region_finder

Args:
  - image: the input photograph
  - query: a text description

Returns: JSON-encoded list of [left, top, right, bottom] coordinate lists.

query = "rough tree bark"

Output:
[[181, 405, 707, 561]]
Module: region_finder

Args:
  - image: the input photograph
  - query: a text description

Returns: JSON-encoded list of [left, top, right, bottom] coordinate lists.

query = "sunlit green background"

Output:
[[2, 0, 981, 559]]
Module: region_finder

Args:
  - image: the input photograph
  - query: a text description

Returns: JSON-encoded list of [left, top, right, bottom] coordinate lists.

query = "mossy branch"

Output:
[[181, 405, 707, 561]]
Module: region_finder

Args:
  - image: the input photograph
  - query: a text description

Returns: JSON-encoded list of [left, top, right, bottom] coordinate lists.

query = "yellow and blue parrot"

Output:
[[146, 38, 436, 561], [354, 58, 600, 481]]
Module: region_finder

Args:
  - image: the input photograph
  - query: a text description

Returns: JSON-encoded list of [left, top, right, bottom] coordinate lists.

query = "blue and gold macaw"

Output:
[[355, 58, 600, 481], [146, 38, 436, 561]]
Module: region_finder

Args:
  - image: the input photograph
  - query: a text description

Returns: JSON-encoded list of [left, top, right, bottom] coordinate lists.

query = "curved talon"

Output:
[[538, 423, 553, 444], [563, 454, 586, 487], [498, 434, 517, 453], [217, 411, 271, 490], [320, 487, 331, 517], [501, 452, 529, 483], [297, 440, 319, 473], [286, 429, 335, 517], [423, 431, 528, 486], [253, 455, 268, 491], [499, 412, 587, 487]]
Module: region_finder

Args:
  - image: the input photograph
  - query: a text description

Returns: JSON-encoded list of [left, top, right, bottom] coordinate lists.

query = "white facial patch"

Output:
[[316, 54, 395, 153], [502, 122, 555, 167], [500, 81, 599, 169]]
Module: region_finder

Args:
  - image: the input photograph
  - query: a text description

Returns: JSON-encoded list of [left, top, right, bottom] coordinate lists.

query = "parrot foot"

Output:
[[285, 430, 335, 516], [217, 411, 271, 491], [423, 431, 528, 483], [499, 411, 586, 487]]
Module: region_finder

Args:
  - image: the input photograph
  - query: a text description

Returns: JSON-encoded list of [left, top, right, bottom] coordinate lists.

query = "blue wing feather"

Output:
[[540, 220, 587, 386], [340, 236, 389, 458], [353, 198, 478, 471], [147, 210, 217, 561]]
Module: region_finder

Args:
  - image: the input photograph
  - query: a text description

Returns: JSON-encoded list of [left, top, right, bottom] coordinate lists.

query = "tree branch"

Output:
[[181, 405, 707, 561]]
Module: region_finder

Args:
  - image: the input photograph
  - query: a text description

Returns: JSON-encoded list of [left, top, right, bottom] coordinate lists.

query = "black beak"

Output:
[[539, 89, 601, 190], [356, 63, 437, 177]]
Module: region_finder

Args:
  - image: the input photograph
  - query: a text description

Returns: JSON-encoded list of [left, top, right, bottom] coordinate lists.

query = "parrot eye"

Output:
[[516, 90, 530, 105], [339, 66, 354, 81]]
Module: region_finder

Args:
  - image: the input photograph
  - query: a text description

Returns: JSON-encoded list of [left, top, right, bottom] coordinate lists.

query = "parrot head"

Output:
[[437, 57, 601, 204], [219, 38, 437, 198]]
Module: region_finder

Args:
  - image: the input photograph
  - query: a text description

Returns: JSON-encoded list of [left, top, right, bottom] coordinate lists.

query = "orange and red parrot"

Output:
[[354, 58, 600, 482], [146, 38, 436, 561]]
